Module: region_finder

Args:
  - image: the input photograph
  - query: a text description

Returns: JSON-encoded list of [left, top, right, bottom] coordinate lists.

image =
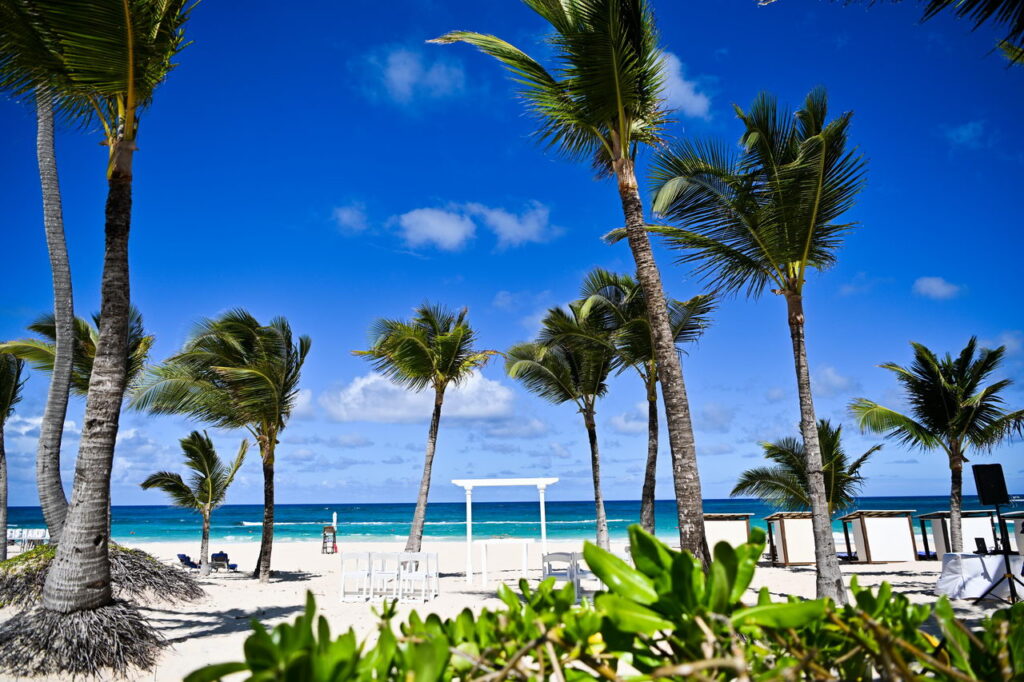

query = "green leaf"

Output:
[[182, 662, 249, 682], [596, 593, 673, 634], [731, 600, 826, 629], [583, 542, 657, 605], [628, 524, 675, 578]]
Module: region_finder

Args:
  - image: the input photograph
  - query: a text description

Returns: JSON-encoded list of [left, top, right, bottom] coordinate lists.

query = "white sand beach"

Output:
[[0, 535, 999, 681]]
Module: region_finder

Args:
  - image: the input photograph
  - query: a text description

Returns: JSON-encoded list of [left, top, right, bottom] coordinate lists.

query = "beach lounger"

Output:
[[177, 554, 200, 571], [210, 551, 238, 571], [339, 552, 372, 601]]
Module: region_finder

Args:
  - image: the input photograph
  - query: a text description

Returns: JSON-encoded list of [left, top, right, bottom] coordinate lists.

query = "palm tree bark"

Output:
[[35, 95, 73, 541], [948, 444, 964, 553], [583, 409, 610, 549], [640, 372, 658, 534], [255, 439, 274, 583], [615, 157, 707, 562], [784, 292, 845, 604], [0, 428, 7, 562], [407, 389, 444, 552], [200, 510, 211, 577], [41, 144, 134, 613]]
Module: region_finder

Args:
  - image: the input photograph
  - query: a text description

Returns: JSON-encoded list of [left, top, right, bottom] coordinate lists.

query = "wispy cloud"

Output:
[[660, 52, 711, 119], [812, 365, 861, 398], [332, 203, 369, 233], [395, 207, 476, 251], [981, 330, 1023, 355], [363, 47, 465, 105], [388, 202, 559, 252], [696, 402, 735, 433], [913, 276, 961, 300], [609, 402, 648, 435], [464, 201, 560, 249], [942, 120, 987, 150]]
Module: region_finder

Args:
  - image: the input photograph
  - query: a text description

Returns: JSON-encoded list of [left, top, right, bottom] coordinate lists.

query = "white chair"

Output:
[[370, 552, 400, 600], [397, 552, 439, 602], [339, 552, 371, 602], [572, 552, 604, 596], [542, 552, 578, 599]]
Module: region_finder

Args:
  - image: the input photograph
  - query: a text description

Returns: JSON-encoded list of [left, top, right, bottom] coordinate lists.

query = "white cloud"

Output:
[[291, 388, 315, 419], [377, 48, 465, 104], [943, 120, 987, 150], [982, 330, 1023, 355], [812, 365, 861, 398], [609, 402, 648, 435], [913, 276, 961, 300], [492, 290, 516, 310], [697, 402, 735, 433], [483, 418, 549, 439], [332, 203, 368, 233], [764, 387, 787, 403], [464, 201, 557, 248], [319, 371, 514, 423], [660, 52, 711, 119], [396, 207, 476, 251]]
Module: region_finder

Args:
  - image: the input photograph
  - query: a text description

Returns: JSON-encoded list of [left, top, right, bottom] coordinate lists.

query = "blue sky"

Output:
[[1, 0, 1022, 508]]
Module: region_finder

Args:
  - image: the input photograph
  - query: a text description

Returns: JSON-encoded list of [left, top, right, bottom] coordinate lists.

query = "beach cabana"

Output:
[[704, 513, 753, 548], [838, 510, 917, 563], [451, 477, 558, 584], [917, 510, 997, 560], [998, 510, 1023, 555], [764, 512, 815, 566]]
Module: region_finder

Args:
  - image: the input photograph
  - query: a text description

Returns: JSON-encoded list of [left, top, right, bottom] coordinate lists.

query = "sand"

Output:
[[0, 536, 998, 681]]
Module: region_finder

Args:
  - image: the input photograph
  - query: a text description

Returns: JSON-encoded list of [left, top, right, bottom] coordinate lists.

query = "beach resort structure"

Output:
[[703, 513, 753, 549], [917, 510, 999, 559], [838, 510, 917, 563], [763, 511, 816, 566]]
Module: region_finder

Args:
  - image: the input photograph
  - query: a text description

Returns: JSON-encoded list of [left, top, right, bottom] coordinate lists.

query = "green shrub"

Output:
[[186, 525, 1024, 681]]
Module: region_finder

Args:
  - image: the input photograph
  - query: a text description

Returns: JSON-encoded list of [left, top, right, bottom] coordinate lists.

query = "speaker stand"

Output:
[[973, 504, 1023, 606]]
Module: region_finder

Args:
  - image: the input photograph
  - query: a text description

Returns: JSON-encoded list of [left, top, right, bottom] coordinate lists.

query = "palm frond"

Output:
[[0, 354, 26, 421]]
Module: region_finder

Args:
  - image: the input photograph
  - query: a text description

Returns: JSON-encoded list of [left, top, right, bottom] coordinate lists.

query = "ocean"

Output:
[[7, 495, 1018, 544]]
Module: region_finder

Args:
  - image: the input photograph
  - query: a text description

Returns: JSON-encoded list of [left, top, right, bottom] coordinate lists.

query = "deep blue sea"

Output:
[[8, 495, 1020, 543]]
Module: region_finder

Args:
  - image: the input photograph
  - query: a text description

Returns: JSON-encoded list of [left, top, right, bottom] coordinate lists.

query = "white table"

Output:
[[476, 538, 534, 586], [935, 552, 1024, 600]]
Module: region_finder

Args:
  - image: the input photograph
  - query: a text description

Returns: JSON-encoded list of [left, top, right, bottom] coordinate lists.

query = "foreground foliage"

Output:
[[187, 526, 1023, 681]]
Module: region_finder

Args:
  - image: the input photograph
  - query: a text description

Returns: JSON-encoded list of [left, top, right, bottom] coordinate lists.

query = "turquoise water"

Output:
[[8, 495, 1017, 543]]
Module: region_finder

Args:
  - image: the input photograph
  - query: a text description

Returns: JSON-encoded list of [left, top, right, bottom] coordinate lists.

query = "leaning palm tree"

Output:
[[433, 0, 711, 560], [132, 311, 310, 583], [508, 303, 617, 549], [354, 304, 496, 552], [850, 338, 1024, 553], [0, 355, 26, 562], [577, 269, 713, 534], [1, 306, 154, 396], [639, 88, 866, 602], [0, 0, 194, 674], [732, 420, 880, 517], [141, 432, 247, 576]]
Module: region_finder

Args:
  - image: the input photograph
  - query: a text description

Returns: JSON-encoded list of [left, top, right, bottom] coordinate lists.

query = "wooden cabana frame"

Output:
[[837, 510, 917, 563], [916, 510, 997, 560], [704, 513, 753, 548], [763, 511, 815, 566]]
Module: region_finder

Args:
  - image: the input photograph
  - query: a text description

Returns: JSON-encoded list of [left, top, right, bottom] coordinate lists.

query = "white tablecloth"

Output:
[[936, 552, 1024, 600]]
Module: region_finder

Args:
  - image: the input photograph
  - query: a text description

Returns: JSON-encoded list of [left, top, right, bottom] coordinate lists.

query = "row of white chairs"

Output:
[[541, 551, 609, 600], [339, 552, 439, 602]]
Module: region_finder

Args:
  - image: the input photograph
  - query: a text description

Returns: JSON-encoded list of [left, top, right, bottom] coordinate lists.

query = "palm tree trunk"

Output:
[[35, 95, 73, 541], [406, 389, 444, 552], [255, 439, 274, 583], [1, 427, 7, 562], [784, 291, 845, 604], [41, 144, 134, 613], [639, 372, 658, 534], [948, 445, 964, 553], [583, 409, 610, 550], [200, 510, 211, 577], [615, 158, 707, 562]]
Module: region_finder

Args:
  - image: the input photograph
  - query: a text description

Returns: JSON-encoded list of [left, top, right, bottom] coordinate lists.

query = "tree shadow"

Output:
[[142, 603, 306, 644]]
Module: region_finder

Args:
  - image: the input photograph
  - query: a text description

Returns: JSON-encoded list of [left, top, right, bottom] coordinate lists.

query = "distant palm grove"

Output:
[[0, 0, 1022, 676]]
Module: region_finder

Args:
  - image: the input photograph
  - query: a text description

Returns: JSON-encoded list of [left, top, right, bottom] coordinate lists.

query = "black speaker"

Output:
[[973, 463, 1010, 506]]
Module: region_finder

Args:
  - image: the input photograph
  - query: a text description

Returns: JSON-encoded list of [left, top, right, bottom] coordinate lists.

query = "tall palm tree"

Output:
[[354, 304, 496, 552], [508, 303, 617, 549], [732, 420, 880, 516], [0, 355, 26, 562], [433, 0, 711, 560], [34, 95, 74, 543], [577, 269, 713, 533], [850, 338, 1024, 553], [132, 311, 310, 583], [0, 1, 193, 670], [1, 306, 154, 397], [141, 432, 247, 576], [640, 88, 866, 602]]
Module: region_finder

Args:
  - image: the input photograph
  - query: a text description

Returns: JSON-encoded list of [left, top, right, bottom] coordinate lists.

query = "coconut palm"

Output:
[[132, 311, 309, 583], [850, 338, 1024, 553], [1, 306, 154, 397], [354, 304, 497, 552], [433, 0, 711, 560], [732, 420, 880, 516], [141, 432, 247, 576], [577, 269, 714, 534], [0, 355, 26, 562], [641, 88, 865, 602], [0, 1, 193, 673], [508, 303, 617, 549]]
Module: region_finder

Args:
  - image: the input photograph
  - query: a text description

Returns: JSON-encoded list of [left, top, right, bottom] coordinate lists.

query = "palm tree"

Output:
[[433, 0, 711, 560], [732, 420, 880, 516], [641, 88, 866, 602], [850, 338, 1024, 553], [141, 432, 247, 576], [507, 303, 617, 549], [1, 306, 154, 397], [577, 269, 713, 534], [0, 355, 26, 562], [354, 304, 496, 552], [132, 311, 310, 583], [0, 1, 193, 671]]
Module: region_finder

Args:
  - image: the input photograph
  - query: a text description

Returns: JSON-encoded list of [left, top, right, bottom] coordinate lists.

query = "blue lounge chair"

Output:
[[210, 551, 238, 571], [177, 554, 200, 570]]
